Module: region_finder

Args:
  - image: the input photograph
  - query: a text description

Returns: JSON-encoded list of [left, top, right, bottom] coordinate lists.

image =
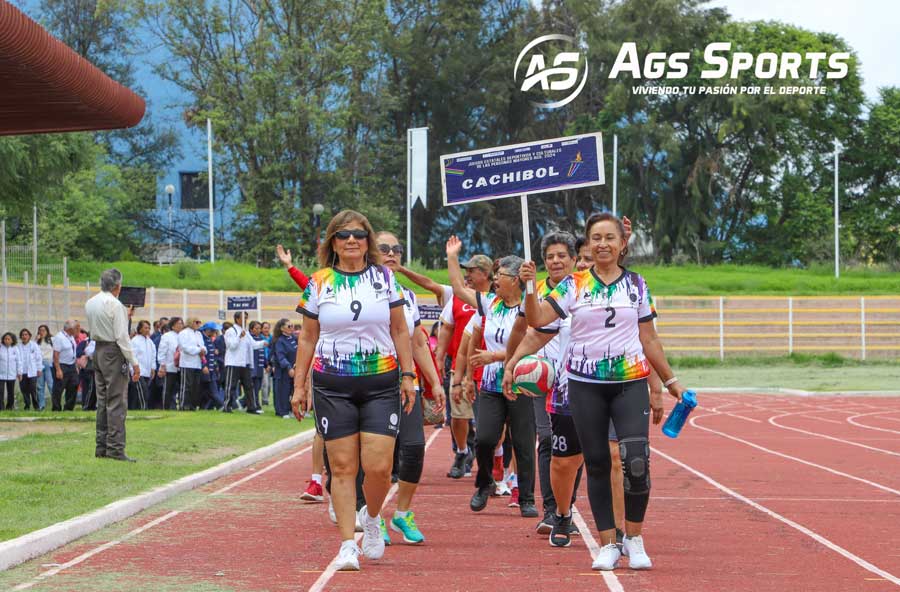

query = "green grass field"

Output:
[[0, 410, 312, 542], [66, 260, 900, 295]]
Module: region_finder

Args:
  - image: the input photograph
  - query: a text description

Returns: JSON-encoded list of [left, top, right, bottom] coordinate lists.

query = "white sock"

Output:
[[311, 473, 322, 485], [494, 445, 503, 457], [341, 539, 357, 550], [394, 509, 410, 519], [458, 447, 468, 455]]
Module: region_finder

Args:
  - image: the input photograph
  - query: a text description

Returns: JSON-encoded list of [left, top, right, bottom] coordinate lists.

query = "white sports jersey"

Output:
[[298, 264, 406, 377], [400, 285, 422, 337], [546, 268, 656, 383], [476, 291, 521, 393], [517, 278, 572, 415]]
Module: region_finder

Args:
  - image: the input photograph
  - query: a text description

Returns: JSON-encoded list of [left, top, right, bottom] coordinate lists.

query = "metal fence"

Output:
[[0, 282, 897, 360]]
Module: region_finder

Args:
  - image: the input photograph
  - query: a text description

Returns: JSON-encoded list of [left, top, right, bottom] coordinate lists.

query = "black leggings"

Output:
[[568, 378, 650, 532], [20, 377, 38, 409], [474, 390, 536, 504], [1, 380, 15, 410]]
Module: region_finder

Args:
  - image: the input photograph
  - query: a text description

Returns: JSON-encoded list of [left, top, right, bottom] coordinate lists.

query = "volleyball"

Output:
[[512, 355, 555, 398]]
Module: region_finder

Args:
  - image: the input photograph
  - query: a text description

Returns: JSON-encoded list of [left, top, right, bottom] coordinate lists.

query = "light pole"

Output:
[[165, 184, 175, 259], [312, 203, 324, 250]]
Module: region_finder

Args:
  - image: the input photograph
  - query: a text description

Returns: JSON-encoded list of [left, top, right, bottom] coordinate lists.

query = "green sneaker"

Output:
[[379, 516, 392, 546], [390, 511, 425, 544]]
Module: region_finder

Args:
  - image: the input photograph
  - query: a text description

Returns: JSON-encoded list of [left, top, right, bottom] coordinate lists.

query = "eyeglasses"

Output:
[[378, 243, 404, 255], [334, 229, 369, 240]]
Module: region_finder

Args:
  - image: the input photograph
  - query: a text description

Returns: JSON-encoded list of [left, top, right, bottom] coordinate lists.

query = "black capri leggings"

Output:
[[567, 378, 651, 532]]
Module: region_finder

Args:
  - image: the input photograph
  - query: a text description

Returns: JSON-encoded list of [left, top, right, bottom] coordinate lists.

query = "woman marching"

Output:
[[523, 212, 686, 571], [376, 231, 445, 544], [291, 210, 416, 572], [446, 236, 539, 518]]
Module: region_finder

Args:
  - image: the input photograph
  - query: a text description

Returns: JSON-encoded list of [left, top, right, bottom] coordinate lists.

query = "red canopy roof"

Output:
[[0, 0, 145, 135]]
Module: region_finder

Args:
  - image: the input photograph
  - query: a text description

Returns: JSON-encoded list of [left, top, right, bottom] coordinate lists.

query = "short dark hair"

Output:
[[575, 237, 587, 253], [541, 231, 576, 259], [167, 317, 183, 331], [2, 332, 17, 346]]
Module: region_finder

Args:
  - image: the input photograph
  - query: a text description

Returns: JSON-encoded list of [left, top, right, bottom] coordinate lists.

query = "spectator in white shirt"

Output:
[[36, 324, 53, 411], [177, 317, 207, 410], [223, 311, 266, 414], [51, 320, 80, 411], [18, 328, 42, 410], [156, 317, 183, 410], [129, 320, 156, 410], [0, 332, 22, 410]]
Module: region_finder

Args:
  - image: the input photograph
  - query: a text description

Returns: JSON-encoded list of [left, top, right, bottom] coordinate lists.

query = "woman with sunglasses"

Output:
[[446, 236, 539, 518], [376, 231, 445, 544], [272, 318, 297, 419], [292, 210, 416, 572]]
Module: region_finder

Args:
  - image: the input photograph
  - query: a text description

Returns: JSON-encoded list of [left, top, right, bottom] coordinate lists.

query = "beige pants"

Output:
[[94, 342, 128, 457]]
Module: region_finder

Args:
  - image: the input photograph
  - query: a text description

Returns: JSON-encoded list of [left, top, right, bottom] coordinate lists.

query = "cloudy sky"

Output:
[[711, 0, 899, 101]]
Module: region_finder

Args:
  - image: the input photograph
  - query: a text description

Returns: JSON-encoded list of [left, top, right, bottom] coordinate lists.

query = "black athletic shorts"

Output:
[[550, 413, 583, 457], [312, 370, 401, 441]]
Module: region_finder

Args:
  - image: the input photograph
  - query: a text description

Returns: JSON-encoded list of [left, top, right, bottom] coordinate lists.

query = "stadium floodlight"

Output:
[[312, 203, 324, 248]]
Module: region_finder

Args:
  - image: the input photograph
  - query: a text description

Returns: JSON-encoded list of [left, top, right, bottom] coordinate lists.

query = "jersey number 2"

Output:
[[604, 307, 616, 328]]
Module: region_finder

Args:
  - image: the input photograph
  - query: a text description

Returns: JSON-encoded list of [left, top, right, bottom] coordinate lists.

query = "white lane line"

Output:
[[570, 507, 625, 592], [652, 496, 899, 503], [690, 415, 900, 497], [211, 445, 313, 496], [653, 447, 900, 587], [12, 511, 182, 591], [847, 412, 900, 436], [10, 445, 313, 590], [308, 428, 442, 592], [767, 414, 900, 457]]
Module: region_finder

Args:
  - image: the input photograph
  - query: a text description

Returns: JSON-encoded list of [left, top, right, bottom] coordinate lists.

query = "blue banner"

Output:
[[227, 296, 257, 311], [417, 304, 443, 322], [440, 133, 604, 206]]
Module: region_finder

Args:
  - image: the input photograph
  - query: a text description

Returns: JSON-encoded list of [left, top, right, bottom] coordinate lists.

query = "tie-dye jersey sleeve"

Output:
[[637, 275, 657, 322], [388, 268, 407, 308], [296, 277, 319, 319], [545, 274, 576, 320]]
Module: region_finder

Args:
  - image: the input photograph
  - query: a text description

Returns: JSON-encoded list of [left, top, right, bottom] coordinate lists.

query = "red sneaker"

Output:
[[508, 487, 520, 508], [492, 456, 503, 482], [300, 480, 324, 502]]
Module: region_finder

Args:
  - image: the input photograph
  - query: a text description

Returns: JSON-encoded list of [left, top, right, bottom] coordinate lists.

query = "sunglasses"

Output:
[[497, 272, 518, 279], [334, 229, 369, 240], [378, 243, 404, 255]]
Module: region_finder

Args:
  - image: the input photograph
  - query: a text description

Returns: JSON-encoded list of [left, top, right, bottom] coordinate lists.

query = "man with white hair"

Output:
[[51, 319, 81, 411], [85, 268, 141, 462]]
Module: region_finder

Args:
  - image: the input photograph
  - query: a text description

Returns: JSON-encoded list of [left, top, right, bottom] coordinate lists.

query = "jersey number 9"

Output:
[[350, 300, 362, 321]]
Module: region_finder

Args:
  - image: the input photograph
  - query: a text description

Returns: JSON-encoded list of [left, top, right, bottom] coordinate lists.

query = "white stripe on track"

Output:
[[691, 414, 900, 497], [847, 412, 900, 436], [653, 446, 900, 587], [308, 427, 443, 592], [11, 444, 313, 590], [570, 506, 625, 592], [767, 413, 900, 456]]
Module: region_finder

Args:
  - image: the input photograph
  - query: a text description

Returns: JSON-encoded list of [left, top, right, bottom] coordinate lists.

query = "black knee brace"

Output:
[[618, 437, 651, 495], [398, 443, 425, 484]]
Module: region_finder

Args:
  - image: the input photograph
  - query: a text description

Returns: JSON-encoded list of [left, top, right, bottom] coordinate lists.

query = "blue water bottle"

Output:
[[662, 390, 697, 438]]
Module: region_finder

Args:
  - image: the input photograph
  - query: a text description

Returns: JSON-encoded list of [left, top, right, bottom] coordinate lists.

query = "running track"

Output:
[[2, 393, 899, 591]]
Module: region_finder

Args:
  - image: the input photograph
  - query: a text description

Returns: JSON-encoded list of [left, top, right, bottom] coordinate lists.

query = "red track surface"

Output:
[[4, 393, 899, 591]]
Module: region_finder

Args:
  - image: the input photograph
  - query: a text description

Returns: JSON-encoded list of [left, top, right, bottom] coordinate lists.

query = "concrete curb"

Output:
[[0, 427, 316, 572]]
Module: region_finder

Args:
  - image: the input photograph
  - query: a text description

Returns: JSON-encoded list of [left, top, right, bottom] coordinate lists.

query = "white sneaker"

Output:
[[623, 535, 652, 570], [334, 540, 360, 571], [358, 505, 385, 560], [592, 543, 621, 571], [328, 499, 337, 524], [494, 481, 511, 496]]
